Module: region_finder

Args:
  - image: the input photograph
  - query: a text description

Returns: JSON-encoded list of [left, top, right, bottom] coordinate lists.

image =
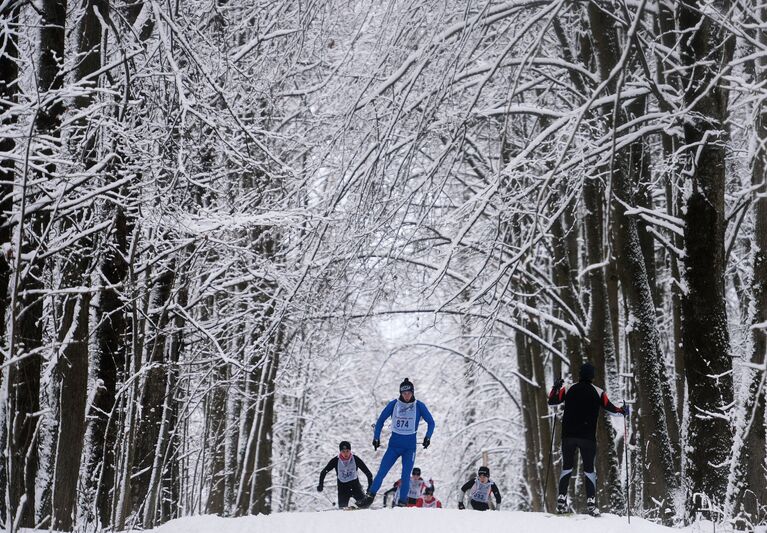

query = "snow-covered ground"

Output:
[[122, 510, 756, 533]]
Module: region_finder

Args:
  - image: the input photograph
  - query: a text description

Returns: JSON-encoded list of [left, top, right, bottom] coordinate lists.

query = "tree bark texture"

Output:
[[678, 0, 736, 508], [730, 7, 767, 521], [0, 2, 20, 524]]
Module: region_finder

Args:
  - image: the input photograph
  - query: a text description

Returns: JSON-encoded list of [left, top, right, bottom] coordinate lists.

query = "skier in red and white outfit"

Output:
[[415, 486, 442, 508], [406, 467, 434, 506]]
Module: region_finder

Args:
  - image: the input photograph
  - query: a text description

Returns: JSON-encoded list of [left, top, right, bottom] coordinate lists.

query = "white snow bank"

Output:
[[127, 510, 750, 533]]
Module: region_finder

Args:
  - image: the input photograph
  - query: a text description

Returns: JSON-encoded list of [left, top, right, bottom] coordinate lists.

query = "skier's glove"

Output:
[[621, 403, 630, 417], [373, 438, 380, 450], [553, 378, 564, 389], [316, 485, 323, 492], [422, 437, 430, 449], [458, 502, 465, 510]]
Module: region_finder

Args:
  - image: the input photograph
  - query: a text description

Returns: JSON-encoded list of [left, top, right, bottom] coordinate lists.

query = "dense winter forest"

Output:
[[0, 0, 766, 530]]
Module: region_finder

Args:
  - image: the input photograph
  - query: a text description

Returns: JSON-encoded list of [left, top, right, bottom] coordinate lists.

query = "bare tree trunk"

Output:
[[516, 331, 543, 511], [678, 0, 735, 509], [131, 265, 174, 520], [585, 1, 680, 516], [205, 326, 228, 514], [0, 2, 20, 524], [612, 139, 679, 515], [225, 371, 242, 514], [158, 275, 187, 525], [729, 6, 767, 522], [86, 206, 128, 528], [6, 0, 67, 526], [582, 171, 623, 513], [551, 201, 584, 372], [50, 282, 90, 531], [49, 1, 107, 518], [529, 319, 557, 511]]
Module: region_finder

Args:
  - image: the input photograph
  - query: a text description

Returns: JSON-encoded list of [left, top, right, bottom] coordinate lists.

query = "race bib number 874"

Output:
[[392, 401, 417, 435]]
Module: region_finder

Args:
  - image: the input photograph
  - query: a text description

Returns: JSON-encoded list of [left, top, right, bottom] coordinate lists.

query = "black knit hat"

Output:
[[412, 467, 421, 476], [339, 441, 351, 451], [424, 486, 434, 495], [579, 362, 595, 381], [399, 378, 414, 394], [478, 466, 490, 477]]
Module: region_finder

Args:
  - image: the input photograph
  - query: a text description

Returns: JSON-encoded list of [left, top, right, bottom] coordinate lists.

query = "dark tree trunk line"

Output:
[[204, 298, 228, 515], [582, 171, 623, 512], [729, 5, 767, 523], [678, 0, 735, 510], [652, 0, 687, 428], [131, 264, 175, 520], [85, 0, 151, 525], [585, 1, 681, 518], [611, 139, 679, 515], [49, 0, 109, 524], [6, 0, 67, 527], [85, 206, 129, 528], [515, 330, 544, 511], [0, 1, 20, 524]]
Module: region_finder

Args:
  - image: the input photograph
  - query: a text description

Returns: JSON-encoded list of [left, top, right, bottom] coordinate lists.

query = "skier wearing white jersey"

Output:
[[458, 466, 502, 511], [406, 467, 434, 506], [415, 486, 442, 508], [317, 441, 374, 508], [357, 378, 436, 508]]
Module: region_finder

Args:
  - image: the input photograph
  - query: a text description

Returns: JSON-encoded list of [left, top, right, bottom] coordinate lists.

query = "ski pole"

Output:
[[623, 402, 630, 524], [542, 411, 557, 514]]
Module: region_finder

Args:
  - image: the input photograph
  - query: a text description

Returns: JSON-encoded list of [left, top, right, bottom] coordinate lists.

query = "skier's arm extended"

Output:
[[593, 384, 625, 415], [601, 391, 625, 415], [355, 456, 374, 487], [419, 401, 436, 438], [548, 379, 566, 405], [459, 478, 474, 507], [318, 457, 338, 487], [490, 482, 502, 504], [374, 400, 397, 440]]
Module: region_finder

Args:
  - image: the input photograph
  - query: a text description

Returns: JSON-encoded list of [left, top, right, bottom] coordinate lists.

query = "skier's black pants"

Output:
[[338, 479, 366, 507], [470, 500, 490, 511], [558, 437, 597, 498]]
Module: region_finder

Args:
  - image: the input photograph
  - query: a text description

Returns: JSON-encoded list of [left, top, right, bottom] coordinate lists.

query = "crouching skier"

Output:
[[415, 486, 442, 508], [317, 441, 373, 508], [458, 466, 502, 510], [357, 378, 435, 508], [406, 467, 434, 506]]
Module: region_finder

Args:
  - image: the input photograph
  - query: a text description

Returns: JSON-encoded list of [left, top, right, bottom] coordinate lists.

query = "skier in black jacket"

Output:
[[548, 361, 627, 516], [317, 441, 374, 508], [458, 466, 501, 511]]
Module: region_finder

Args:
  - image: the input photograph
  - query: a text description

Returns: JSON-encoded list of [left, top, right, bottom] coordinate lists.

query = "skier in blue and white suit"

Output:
[[358, 378, 435, 508]]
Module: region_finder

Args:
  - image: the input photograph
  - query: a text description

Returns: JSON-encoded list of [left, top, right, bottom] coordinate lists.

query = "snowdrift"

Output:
[[132, 509, 746, 533]]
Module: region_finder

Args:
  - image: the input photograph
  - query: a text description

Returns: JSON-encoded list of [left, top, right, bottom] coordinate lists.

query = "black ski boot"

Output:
[[586, 497, 600, 517], [357, 491, 376, 509], [556, 495, 569, 514]]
